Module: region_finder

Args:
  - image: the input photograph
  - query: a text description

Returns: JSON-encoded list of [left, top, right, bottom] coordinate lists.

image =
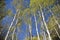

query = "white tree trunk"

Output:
[[41, 22, 46, 40], [54, 27, 60, 39], [5, 14, 16, 40], [12, 19, 18, 40], [40, 6, 52, 40], [38, 11, 47, 40], [12, 28, 16, 40], [43, 31, 46, 40], [34, 14, 40, 40], [5, 9, 19, 40], [29, 24, 32, 40]]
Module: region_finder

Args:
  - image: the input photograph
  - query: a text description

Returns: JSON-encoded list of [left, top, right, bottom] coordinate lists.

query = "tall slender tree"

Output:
[[23, 8, 32, 40]]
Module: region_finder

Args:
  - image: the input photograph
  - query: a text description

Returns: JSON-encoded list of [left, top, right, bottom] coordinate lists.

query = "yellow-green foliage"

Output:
[[12, 0, 23, 9], [30, 0, 55, 7], [52, 5, 60, 14], [51, 5, 60, 24], [29, 0, 55, 14], [25, 36, 43, 40], [47, 14, 60, 40], [47, 16, 56, 30], [32, 36, 43, 40]]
